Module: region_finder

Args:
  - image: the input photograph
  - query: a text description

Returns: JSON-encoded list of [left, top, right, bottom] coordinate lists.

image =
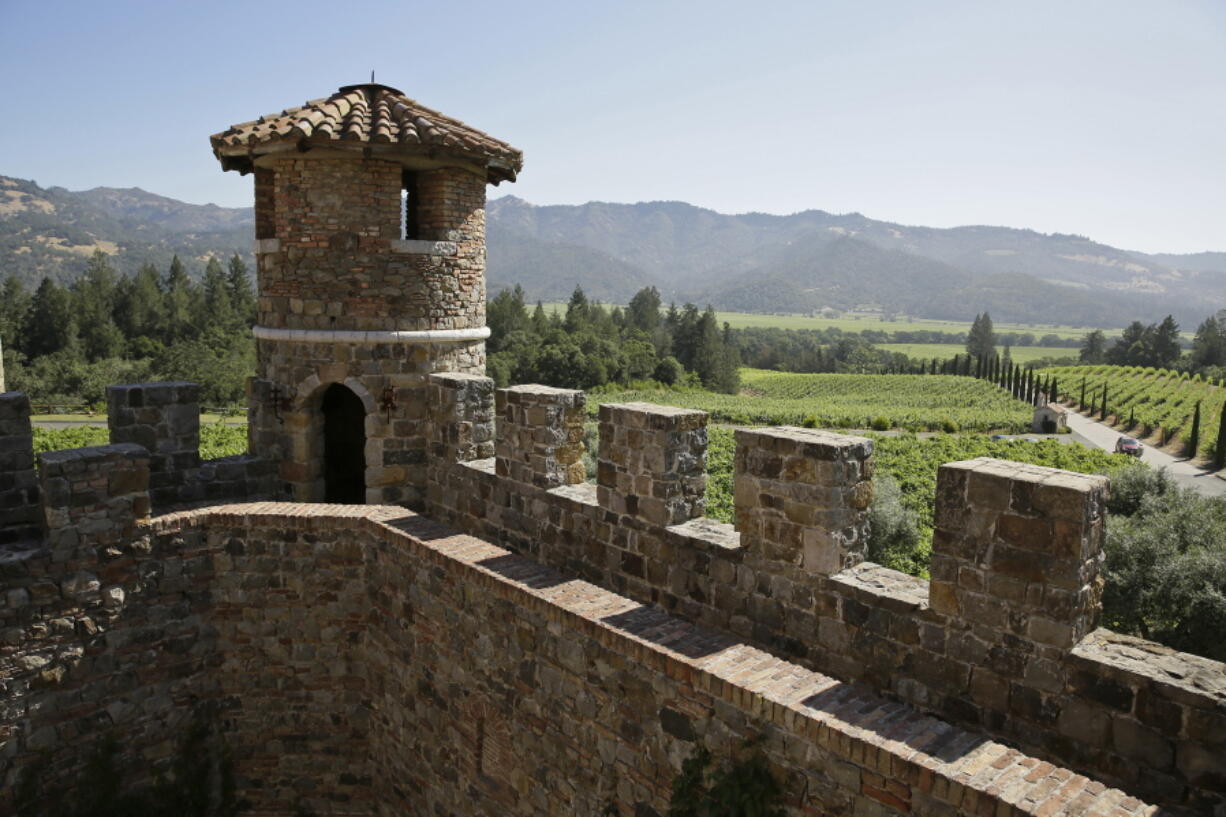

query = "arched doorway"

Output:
[[321, 383, 366, 503]]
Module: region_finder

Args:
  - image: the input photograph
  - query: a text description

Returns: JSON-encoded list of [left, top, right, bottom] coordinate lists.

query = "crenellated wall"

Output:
[[425, 377, 1226, 815], [2, 375, 1223, 814]]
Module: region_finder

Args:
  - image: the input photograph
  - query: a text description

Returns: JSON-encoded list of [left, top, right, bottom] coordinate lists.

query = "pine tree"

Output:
[[966, 312, 996, 359], [73, 250, 124, 361], [1151, 315, 1182, 369], [1187, 400, 1202, 458], [27, 277, 77, 358], [162, 255, 199, 343], [226, 254, 256, 324], [116, 263, 167, 343], [0, 275, 32, 354], [202, 257, 236, 331]]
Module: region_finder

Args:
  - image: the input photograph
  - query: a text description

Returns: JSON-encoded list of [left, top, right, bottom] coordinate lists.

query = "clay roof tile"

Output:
[[210, 82, 521, 183]]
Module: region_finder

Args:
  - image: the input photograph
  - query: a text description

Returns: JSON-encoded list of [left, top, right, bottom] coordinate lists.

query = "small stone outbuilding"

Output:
[[1033, 401, 1068, 433]]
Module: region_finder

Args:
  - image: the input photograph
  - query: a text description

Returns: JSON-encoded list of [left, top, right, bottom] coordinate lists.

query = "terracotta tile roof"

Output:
[[210, 83, 522, 184]]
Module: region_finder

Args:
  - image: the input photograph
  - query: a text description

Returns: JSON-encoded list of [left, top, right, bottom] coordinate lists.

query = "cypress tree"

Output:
[[1101, 384, 1109, 420], [1215, 405, 1226, 469], [1079, 378, 1086, 410], [1187, 401, 1201, 458]]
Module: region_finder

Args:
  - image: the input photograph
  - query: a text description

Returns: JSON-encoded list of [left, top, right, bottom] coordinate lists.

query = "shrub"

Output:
[[1107, 465, 1177, 517], [1102, 484, 1226, 661], [867, 474, 928, 576], [870, 416, 891, 431], [941, 418, 959, 433]]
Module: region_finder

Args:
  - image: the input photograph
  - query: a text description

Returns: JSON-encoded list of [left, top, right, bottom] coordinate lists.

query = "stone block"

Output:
[[597, 402, 707, 527], [932, 458, 1107, 651], [495, 385, 586, 490], [733, 426, 872, 577]]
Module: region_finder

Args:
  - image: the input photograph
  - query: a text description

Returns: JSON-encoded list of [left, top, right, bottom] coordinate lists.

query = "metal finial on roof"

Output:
[[371, 70, 375, 83]]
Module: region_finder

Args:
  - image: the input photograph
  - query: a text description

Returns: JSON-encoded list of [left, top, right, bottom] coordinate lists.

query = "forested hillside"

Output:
[[0, 176, 252, 285], [4, 174, 1224, 329], [486, 196, 1226, 326]]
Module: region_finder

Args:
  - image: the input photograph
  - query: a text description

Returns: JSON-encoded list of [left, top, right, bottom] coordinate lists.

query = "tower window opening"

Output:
[[402, 170, 420, 240]]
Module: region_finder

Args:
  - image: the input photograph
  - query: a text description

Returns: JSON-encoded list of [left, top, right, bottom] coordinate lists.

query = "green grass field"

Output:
[[540, 302, 1119, 340], [878, 344, 1076, 363]]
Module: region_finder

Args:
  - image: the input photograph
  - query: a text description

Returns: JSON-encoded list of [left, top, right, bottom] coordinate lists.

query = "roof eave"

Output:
[[212, 139, 520, 184]]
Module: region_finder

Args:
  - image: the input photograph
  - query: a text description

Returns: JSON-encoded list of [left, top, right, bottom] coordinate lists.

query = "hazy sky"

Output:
[[2, 0, 1223, 254]]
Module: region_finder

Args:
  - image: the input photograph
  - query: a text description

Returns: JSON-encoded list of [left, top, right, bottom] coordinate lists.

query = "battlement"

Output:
[[1, 375, 1223, 813], [0, 384, 278, 549], [427, 378, 1226, 814]]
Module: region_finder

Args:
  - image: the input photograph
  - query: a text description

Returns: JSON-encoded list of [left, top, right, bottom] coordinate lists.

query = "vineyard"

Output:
[[1049, 365, 1226, 460], [590, 369, 1035, 432]]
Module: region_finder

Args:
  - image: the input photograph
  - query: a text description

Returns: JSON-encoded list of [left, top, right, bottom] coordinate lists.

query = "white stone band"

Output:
[[253, 326, 490, 344]]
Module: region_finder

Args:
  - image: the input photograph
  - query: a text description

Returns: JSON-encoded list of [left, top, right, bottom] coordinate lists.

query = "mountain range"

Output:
[[2, 174, 1222, 328]]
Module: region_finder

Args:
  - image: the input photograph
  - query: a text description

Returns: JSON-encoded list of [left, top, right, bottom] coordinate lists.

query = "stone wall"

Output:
[[108, 382, 201, 506], [4, 501, 1162, 816], [248, 156, 488, 507], [1, 445, 219, 810], [425, 379, 1226, 814], [253, 158, 485, 334], [104, 381, 276, 510], [0, 392, 40, 546]]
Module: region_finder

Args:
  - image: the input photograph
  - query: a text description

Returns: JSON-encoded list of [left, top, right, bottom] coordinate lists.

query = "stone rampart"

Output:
[[425, 378, 1226, 814], [1, 376, 1222, 813], [3, 502, 1168, 816]]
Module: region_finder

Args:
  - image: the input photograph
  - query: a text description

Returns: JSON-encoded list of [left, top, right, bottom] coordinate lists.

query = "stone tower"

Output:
[[211, 83, 521, 507]]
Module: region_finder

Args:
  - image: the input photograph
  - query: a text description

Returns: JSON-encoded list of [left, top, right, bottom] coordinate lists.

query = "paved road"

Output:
[[1063, 408, 1226, 498]]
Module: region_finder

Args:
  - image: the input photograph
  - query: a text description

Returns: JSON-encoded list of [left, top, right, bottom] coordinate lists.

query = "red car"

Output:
[[1114, 436, 1143, 457]]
